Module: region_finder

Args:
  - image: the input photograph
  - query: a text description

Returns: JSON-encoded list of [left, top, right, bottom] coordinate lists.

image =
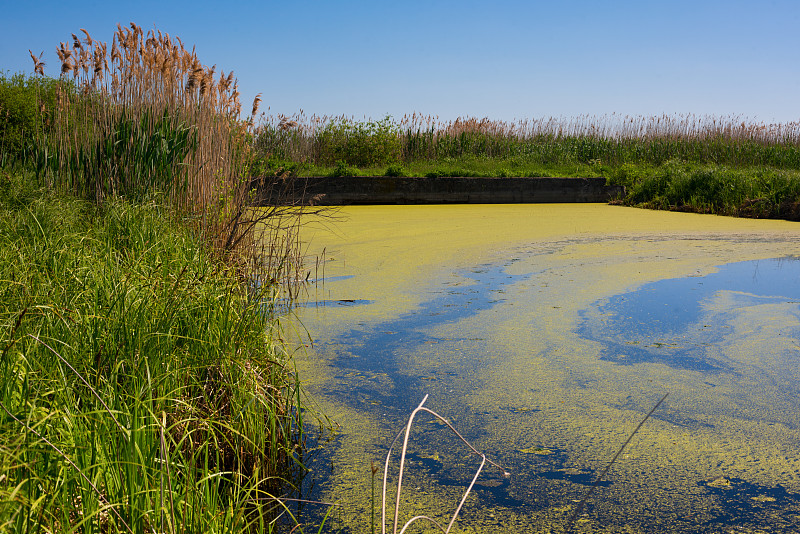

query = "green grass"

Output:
[[295, 155, 605, 179], [0, 171, 308, 533], [612, 160, 800, 218]]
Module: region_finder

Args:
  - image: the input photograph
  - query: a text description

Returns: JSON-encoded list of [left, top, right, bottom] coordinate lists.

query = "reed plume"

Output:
[[30, 23, 310, 290]]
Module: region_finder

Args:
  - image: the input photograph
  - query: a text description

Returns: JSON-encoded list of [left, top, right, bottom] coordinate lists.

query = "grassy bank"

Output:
[[0, 22, 321, 533], [0, 172, 307, 533], [252, 113, 800, 219]]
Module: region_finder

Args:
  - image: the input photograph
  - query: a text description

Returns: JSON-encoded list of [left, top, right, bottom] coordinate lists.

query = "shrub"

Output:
[[0, 73, 59, 167], [385, 164, 407, 177], [329, 160, 361, 177], [317, 115, 401, 167]]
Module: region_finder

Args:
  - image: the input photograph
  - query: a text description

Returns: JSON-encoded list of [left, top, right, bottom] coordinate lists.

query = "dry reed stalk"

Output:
[[29, 23, 314, 290], [381, 395, 508, 534]]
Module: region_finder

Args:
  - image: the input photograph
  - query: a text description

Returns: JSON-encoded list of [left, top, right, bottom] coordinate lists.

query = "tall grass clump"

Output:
[[26, 23, 302, 265], [0, 173, 307, 533]]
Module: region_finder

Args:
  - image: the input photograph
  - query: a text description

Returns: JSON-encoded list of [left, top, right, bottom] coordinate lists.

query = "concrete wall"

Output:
[[252, 176, 624, 206]]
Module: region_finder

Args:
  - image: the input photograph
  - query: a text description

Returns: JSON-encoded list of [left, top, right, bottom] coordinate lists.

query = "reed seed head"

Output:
[[251, 93, 262, 120], [80, 28, 93, 46]]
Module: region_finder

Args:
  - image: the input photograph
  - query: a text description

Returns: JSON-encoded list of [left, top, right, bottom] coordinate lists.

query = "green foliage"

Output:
[[622, 160, 800, 217], [317, 115, 401, 167], [329, 160, 361, 177], [424, 167, 481, 178], [384, 164, 407, 177], [0, 73, 59, 168], [606, 161, 655, 188], [250, 155, 303, 178]]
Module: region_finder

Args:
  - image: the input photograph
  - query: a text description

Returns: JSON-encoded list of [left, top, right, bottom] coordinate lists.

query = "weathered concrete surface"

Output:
[[252, 176, 624, 205]]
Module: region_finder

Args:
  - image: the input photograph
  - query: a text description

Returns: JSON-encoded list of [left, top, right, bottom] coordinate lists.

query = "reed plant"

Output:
[[24, 23, 311, 272], [254, 111, 800, 170], [0, 173, 309, 533]]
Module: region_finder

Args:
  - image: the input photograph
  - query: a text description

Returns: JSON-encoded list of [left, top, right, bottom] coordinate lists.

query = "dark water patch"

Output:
[[699, 477, 800, 532], [275, 424, 339, 528], [579, 257, 800, 372], [300, 261, 534, 516]]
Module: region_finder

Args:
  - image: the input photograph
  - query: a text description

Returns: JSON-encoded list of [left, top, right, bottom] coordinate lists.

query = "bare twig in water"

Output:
[[565, 392, 669, 533]]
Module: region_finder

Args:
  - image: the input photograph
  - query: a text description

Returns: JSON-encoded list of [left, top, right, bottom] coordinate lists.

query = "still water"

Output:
[[291, 204, 800, 533]]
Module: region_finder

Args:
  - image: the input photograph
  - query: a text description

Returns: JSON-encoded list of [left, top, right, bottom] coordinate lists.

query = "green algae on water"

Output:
[[293, 204, 800, 533]]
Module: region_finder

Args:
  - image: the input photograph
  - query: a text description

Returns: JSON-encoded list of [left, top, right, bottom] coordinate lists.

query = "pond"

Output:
[[290, 204, 800, 533]]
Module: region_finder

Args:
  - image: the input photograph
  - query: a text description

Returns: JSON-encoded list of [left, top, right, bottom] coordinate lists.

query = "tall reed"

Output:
[[28, 23, 306, 271], [253, 112, 800, 170]]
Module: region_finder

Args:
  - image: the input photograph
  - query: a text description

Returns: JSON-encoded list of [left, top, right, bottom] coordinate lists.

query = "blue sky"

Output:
[[2, 0, 799, 124]]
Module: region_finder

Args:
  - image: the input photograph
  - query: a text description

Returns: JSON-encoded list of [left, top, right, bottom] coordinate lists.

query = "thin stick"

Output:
[[565, 392, 668, 532]]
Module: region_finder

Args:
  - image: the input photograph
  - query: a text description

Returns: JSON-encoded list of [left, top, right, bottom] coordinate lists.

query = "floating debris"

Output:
[[751, 495, 777, 503], [519, 446, 553, 455], [707, 477, 733, 488]]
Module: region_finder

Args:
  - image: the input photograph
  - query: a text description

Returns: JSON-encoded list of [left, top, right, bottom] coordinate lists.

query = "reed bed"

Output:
[[25, 23, 310, 267], [0, 22, 328, 533], [33, 23, 250, 202], [251, 112, 800, 218], [254, 111, 800, 170]]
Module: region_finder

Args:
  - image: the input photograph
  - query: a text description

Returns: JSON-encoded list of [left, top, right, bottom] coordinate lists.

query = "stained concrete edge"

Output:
[[251, 176, 625, 205]]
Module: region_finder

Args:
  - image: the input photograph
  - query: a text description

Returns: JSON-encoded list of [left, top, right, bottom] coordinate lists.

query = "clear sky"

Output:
[[2, 0, 799, 124]]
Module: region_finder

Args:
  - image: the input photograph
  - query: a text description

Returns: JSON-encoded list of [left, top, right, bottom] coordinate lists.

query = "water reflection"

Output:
[[579, 257, 800, 372], [310, 262, 529, 413]]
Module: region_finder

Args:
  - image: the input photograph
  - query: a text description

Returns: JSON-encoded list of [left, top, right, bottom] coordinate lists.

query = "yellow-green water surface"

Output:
[[292, 204, 800, 533]]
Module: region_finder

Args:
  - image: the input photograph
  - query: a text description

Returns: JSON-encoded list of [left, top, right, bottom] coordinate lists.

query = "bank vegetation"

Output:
[[0, 23, 315, 533], [252, 112, 800, 219]]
